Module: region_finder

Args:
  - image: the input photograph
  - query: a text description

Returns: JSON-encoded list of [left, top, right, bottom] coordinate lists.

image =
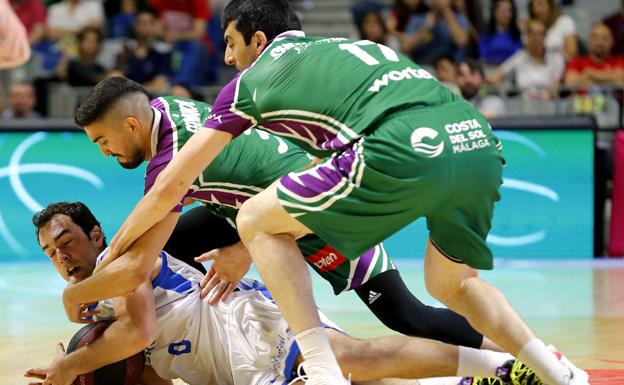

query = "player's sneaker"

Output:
[[287, 362, 351, 385], [459, 359, 543, 385], [547, 346, 590, 385], [504, 359, 543, 385], [458, 377, 505, 384]]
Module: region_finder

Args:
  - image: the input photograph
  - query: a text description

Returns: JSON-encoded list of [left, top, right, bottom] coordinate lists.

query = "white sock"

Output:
[[518, 339, 571, 385], [419, 377, 463, 385], [295, 327, 345, 380], [457, 346, 515, 378]]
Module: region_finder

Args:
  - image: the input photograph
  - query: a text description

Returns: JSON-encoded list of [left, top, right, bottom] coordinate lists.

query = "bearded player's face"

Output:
[[83, 116, 146, 169]]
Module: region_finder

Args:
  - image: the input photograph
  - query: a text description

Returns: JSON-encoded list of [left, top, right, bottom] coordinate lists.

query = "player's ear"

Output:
[[125, 116, 140, 133], [90, 226, 104, 248], [254, 31, 268, 52]]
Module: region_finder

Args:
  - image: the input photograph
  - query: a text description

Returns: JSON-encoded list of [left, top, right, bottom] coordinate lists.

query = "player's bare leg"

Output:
[[292, 380, 424, 385], [424, 239, 586, 385], [326, 329, 514, 381], [237, 182, 348, 384], [481, 338, 502, 351]]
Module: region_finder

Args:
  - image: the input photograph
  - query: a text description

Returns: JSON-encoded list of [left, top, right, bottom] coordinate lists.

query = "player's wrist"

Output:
[[58, 354, 81, 378], [232, 241, 253, 261], [63, 285, 79, 307]]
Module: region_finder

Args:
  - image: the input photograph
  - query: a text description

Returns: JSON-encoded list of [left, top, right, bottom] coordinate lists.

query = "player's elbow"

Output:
[[136, 322, 157, 348], [124, 320, 157, 350], [149, 183, 178, 213], [125, 255, 153, 289]]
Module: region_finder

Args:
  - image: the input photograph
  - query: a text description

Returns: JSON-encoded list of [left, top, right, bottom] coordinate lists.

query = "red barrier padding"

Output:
[[608, 131, 624, 257]]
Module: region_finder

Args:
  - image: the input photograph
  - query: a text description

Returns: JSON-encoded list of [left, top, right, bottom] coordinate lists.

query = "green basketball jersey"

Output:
[[205, 31, 459, 157]]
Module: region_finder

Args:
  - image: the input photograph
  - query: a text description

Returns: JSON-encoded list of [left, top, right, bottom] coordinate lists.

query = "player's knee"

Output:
[[425, 272, 463, 308], [236, 199, 264, 244], [425, 271, 448, 301]]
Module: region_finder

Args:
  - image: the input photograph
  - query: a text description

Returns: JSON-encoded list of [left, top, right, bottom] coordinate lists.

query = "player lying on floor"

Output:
[[25, 202, 541, 385]]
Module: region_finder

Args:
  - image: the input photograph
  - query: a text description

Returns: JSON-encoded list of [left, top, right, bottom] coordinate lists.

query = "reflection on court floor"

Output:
[[1, 259, 623, 385]]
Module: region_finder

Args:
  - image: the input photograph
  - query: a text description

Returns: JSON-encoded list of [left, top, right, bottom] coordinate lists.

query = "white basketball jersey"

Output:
[[94, 249, 303, 385]]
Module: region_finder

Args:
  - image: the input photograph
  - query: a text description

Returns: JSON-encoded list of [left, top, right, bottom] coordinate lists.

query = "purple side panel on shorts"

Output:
[[203, 73, 254, 137], [279, 146, 357, 199], [261, 119, 349, 152], [349, 247, 376, 289], [190, 189, 253, 208]]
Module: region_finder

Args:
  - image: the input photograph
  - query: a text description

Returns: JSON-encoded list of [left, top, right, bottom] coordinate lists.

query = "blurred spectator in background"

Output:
[[450, 0, 483, 59], [1, 81, 40, 119], [0, 0, 31, 69], [116, 8, 172, 93], [479, 0, 522, 64], [433, 54, 461, 94], [454, 0, 484, 34], [0, 88, 5, 114], [150, 0, 210, 44], [458, 59, 507, 118], [357, 10, 399, 51], [386, 0, 429, 38], [10, 0, 46, 45], [110, 0, 142, 39], [564, 23, 624, 87], [488, 19, 565, 99], [603, 0, 624, 56], [528, 0, 577, 60], [46, 0, 104, 40], [402, 0, 470, 64], [149, 0, 212, 86], [56, 26, 107, 86], [171, 83, 205, 100]]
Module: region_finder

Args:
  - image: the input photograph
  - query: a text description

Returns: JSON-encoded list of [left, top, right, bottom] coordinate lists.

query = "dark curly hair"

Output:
[[33, 201, 105, 245]]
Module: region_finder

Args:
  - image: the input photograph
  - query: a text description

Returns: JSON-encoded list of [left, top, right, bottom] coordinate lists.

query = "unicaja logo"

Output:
[[410, 127, 445, 158]]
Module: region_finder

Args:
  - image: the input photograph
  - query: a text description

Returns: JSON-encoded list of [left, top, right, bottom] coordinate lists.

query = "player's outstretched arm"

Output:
[[63, 213, 179, 314], [0, 0, 31, 69], [107, 128, 233, 263], [26, 281, 157, 385]]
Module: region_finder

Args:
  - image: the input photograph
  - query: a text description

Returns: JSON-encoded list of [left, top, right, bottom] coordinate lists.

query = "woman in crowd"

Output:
[[358, 10, 400, 50], [488, 19, 565, 99], [479, 0, 523, 64], [56, 26, 107, 86], [528, 0, 578, 59]]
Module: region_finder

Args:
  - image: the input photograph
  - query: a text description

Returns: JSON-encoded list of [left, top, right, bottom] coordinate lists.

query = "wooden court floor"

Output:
[[1, 259, 623, 385]]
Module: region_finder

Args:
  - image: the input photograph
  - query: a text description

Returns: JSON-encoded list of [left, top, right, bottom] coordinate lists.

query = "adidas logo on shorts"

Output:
[[368, 290, 382, 304]]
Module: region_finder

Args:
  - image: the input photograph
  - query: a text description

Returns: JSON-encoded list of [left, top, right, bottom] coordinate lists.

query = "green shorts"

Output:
[[277, 101, 504, 269]]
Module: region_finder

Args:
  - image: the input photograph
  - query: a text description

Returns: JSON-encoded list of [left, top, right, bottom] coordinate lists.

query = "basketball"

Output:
[[66, 321, 145, 385]]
